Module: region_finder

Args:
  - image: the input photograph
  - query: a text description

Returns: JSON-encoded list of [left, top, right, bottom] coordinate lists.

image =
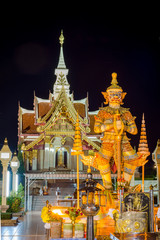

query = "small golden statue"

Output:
[[82, 73, 148, 189]]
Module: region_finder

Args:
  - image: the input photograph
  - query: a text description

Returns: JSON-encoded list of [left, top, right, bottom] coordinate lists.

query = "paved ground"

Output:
[[1, 211, 46, 240]]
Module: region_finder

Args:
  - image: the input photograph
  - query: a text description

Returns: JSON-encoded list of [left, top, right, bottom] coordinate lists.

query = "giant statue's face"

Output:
[[107, 89, 123, 105]]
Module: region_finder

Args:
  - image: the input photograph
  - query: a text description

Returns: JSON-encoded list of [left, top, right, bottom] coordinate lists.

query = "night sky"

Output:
[[0, 10, 159, 168]]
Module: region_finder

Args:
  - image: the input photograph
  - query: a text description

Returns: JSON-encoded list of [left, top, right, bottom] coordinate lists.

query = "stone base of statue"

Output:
[[116, 211, 147, 233], [0, 205, 9, 213]]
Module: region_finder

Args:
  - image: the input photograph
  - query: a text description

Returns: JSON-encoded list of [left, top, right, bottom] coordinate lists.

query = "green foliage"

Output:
[[7, 196, 21, 212], [0, 184, 24, 213], [1, 212, 12, 220], [17, 183, 25, 206], [10, 183, 25, 207], [0, 183, 25, 213]]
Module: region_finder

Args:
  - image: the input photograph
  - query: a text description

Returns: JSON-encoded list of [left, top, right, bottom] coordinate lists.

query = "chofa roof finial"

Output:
[[59, 30, 64, 45]]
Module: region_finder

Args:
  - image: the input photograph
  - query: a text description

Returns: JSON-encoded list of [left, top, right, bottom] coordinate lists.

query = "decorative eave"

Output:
[[21, 134, 45, 151], [20, 107, 34, 114], [73, 97, 88, 105], [88, 110, 99, 115]]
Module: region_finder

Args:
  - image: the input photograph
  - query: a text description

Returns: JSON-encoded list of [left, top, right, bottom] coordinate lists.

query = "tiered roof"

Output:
[[18, 31, 101, 151], [137, 113, 150, 156]]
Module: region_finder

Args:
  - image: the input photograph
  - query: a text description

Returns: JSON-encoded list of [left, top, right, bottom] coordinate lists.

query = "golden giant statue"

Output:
[[82, 73, 148, 189]]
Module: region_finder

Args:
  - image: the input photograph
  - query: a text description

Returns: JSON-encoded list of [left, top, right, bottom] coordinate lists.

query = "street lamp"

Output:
[[0, 138, 12, 212], [80, 170, 101, 240], [10, 152, 20, 192]]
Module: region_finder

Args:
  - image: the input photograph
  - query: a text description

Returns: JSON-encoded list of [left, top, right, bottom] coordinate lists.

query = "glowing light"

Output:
[[6, 171, 10, 197], [11, 162, 19, 167], [52, 209, 63, 215], [1, 153, 10, 159]]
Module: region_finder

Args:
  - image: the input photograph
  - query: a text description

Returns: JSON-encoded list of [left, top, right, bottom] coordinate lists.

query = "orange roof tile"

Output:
[[73, 103, 86, 118], [38, 102, 51, 118], [88, 114, 96, 135], [22, 113, 37, 134]]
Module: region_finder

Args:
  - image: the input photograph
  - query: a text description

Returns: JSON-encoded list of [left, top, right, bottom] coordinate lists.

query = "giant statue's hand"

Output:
[[80, 154, 95, 167], [116, 120, 122, 130], [101, 120, 114, 132]]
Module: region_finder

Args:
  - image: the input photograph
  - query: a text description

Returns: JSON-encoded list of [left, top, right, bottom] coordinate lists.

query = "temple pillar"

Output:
[[32, 149, 37, 171], [44, 137, 50, 170], [49, 145, 55, 169], [67, 149, 71, 169], [26, 157, 29, 171], [24, 152, 29, 171], [79, 155, 83, 171], [2, 162, 9, 206], [39, 150, 44, 170]]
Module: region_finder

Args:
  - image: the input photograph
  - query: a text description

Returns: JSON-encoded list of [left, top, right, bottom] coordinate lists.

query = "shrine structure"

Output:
[[18, 31, 104, 210]]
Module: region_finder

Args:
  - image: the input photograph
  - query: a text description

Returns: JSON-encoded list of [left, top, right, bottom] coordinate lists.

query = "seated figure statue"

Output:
[[81, 73, 148, 189]]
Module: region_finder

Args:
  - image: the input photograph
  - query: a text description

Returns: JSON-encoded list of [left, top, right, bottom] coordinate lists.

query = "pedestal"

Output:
[[0, 205, 9, 213]]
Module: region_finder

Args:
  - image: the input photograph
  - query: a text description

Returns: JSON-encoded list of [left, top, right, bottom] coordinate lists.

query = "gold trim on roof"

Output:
[[22, 134, 44, 151], [37, 87, 89, 133]]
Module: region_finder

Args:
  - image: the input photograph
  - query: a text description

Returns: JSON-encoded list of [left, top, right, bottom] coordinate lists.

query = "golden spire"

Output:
[[107, 72, 122, 90], [111, 72, 118, 85], [59, 30, 64, 45], [71, 114, 83, 155], [137, 113, 150, 156]]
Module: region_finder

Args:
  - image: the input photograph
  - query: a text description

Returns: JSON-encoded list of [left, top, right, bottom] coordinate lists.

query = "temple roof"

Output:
[[18, 31, 101, 151]]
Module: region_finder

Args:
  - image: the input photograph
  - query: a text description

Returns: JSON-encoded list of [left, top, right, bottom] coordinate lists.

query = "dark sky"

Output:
[[0, 10, 159, 167]]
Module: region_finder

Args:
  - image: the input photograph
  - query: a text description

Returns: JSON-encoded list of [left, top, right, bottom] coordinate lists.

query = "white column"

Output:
[[32, 150, 37, 171], [39, 150, 44, 170], [49, 147, 54, 169], [32, 157, 37, 170], [26, 157, 29, 171], [12, 170, 17, 192], [79, 155, 83, 171], [2, 162, 8, 205], [44, 143, 50, 170], [53, 149, 56, 168], [27, 177, 30, 211]]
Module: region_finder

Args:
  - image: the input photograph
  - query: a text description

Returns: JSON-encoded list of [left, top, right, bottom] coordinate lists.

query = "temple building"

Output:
[[18, 32, 104, 210]]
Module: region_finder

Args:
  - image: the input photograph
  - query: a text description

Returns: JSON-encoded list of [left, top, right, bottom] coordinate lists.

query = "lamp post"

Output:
[[0, 138, 12, 212], [80, 170, 101, 240], [10, 152, 20, 192]]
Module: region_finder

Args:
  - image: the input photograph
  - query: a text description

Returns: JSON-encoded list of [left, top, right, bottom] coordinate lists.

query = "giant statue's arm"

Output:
[[94, 110, 114, 133], [123, 111, 138, 135]]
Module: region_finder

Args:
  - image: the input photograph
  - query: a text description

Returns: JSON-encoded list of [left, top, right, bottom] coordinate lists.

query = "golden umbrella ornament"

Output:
[[71, 114, 83, 209]]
